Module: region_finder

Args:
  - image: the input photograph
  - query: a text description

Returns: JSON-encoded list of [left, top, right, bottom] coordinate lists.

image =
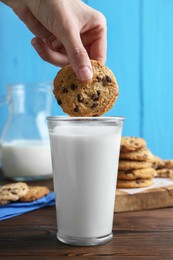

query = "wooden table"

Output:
[[1, 172, 173, 259]]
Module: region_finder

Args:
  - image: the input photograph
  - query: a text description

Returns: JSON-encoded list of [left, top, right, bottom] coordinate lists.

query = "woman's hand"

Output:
[[2, 0, 107, 81]]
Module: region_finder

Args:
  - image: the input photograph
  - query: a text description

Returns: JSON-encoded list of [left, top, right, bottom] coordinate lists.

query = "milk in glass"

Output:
[[48, 117, 124, 246]]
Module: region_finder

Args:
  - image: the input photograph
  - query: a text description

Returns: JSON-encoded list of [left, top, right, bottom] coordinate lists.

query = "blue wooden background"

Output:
[[0, 0, 173, 159]]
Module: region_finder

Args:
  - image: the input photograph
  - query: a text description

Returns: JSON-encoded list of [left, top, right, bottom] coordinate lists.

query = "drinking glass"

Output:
[[47, 116, 125, 246]]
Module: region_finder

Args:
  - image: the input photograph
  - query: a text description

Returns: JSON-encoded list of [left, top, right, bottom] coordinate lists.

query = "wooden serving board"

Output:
[[114, 185, 173, 212]]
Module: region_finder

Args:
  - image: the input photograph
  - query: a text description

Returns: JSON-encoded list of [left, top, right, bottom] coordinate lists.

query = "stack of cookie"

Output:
[[117, 137, 157, 188]]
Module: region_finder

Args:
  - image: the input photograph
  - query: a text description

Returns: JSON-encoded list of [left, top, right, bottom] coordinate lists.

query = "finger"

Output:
[[89, 34, 107, 64], [81, 25, 107, 64], [45, 36, 63, 52], [62, 31, 93, 82], [31, 37, 69, 67]]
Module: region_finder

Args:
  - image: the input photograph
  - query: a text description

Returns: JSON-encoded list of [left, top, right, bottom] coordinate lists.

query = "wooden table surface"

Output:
[[1, 172, 173, 259]]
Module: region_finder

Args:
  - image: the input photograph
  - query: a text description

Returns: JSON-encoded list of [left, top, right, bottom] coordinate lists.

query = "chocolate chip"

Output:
[[91, 94, 99, 101], [97, 90, 101, 96], [93, 114, 99, 117], [74, 106, 79, 112], [96, 76, 102, 82], [57, 99, 62, 105], [136, 179, 142, 184], [105, 75, 112, 83], [71, 84, 78, 90], [62, 87, 68, 93], [91, 103, 98, 109], [77, 94, 83, 102]]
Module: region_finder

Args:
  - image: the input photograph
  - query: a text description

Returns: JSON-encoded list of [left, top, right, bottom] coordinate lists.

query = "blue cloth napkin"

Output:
[[0, 191, 55, 221]]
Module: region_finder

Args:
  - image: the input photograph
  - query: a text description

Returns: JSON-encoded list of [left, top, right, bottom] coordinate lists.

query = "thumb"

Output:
[[62, 33, 93, 82]]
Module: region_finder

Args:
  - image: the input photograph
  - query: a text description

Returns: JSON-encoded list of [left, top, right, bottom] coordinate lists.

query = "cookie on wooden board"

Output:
[[118, 160, 152, 171], [156, 169, 173, 178], [150, 155, 165, 170], [20, 186, 50, 202], [53, 60, 119, 116], [0, 182, 29, 205], [120, 147, 153, 161], [163, 160, 173, 169], [120, 137, 146, 153], [118, 167, 157, 180], [117, 179, 154, 188]]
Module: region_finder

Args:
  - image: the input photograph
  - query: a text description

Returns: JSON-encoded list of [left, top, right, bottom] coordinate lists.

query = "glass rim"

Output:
[[6, 81, 53, 91], [46, 116, 125, 122]]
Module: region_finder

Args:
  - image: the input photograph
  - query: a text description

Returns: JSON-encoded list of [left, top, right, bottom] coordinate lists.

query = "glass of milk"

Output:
[[0, 82, 53, 181], [47, 116, 125, 246]]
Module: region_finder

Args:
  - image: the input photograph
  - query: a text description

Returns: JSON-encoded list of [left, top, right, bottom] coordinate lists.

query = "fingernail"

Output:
[[98, 57, 106, 64], [78, 66, 93, 81]]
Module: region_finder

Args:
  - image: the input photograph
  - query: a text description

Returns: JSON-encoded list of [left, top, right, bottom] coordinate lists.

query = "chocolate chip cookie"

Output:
[[163, 160, 173, 169], [118, 167, 157, 180], [120, 137, 146, 152], [150, 155, 165, 169], [20, 186, 50, 202], [117, 179, 154, 188], [118, 160, 152, 171], [0, 182, 29, 205], [53, 60, 119, 116], [156, 169, 173, 178], [120, 147, 153, 161]]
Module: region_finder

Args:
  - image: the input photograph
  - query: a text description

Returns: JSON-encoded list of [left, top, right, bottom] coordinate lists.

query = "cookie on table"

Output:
[[120, 137, 146, 153], [0, 182, 29, 205], [118, 167, 157, 180], [156, 169, 173, 178], [20, 186, 50, 202], [118, 160, 152, 171], [120, 147, 153, 161], [117, 179, 154, 188], [53, 60, 119, 116]]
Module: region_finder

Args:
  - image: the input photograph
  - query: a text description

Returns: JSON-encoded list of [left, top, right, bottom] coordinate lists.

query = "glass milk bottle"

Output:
[[0, 82, 53, 181]]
